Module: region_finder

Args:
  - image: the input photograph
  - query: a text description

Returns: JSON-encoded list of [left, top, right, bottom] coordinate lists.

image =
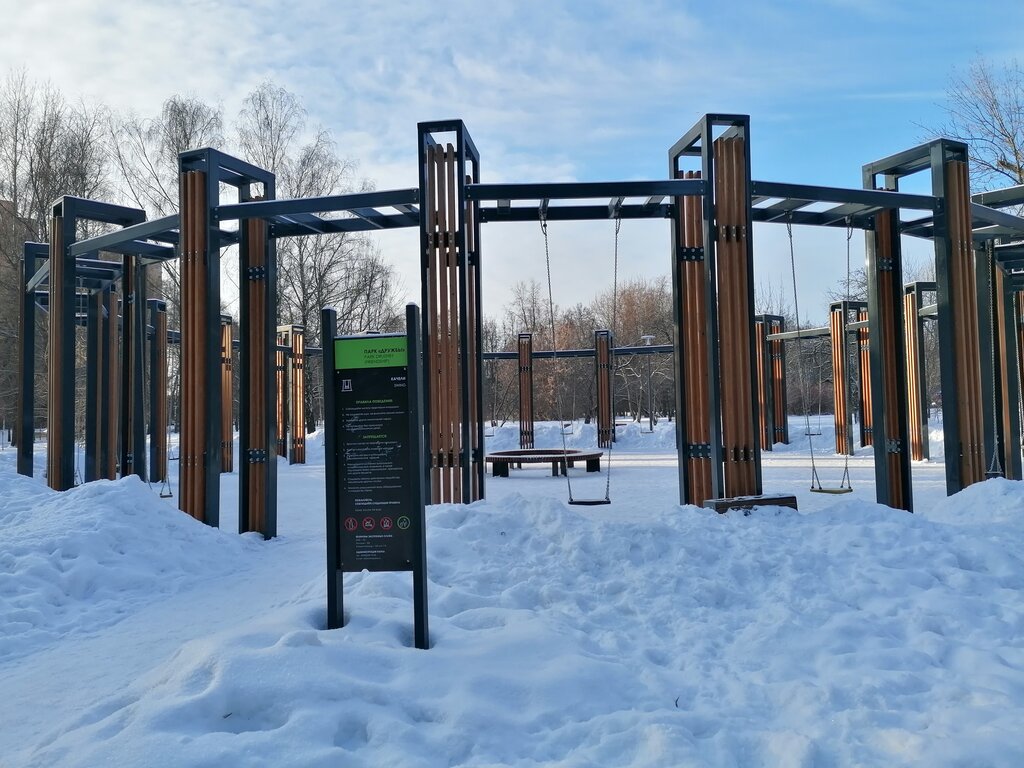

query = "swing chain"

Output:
[[986, 238, 1004, 478]]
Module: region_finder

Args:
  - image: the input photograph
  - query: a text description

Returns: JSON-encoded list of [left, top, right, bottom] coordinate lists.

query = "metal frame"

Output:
[[21, 113, 1024, 520], [46, 197, 145, 491]]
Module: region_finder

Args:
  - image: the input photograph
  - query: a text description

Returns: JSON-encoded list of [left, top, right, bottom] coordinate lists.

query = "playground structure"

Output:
[[483, 335, 674, 451], [14, 113, 1024, 518]]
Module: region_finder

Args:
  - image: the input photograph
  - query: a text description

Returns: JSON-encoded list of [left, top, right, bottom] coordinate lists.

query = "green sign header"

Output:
[[335, 336, 408, 370]]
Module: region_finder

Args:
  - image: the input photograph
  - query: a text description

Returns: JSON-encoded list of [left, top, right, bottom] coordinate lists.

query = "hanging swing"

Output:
[[540, 203, 621, 506], [786, 215, 853, 494]]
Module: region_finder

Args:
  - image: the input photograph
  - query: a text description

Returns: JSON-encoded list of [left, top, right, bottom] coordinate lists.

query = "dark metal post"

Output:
[[977, 243, 1000, 476], [1000, 278, 1023, 478], [18, 245, 41, 476], [100, 289, 116, 480], [406, 303, 429, 650], [929, 145, 963, 494], [455, 124, 473, 503], [322, 307, 342, 630], [202, 169, 222, 524]]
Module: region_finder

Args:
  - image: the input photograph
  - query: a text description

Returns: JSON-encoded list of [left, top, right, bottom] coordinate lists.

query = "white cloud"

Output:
[[1, 0, 1021, 325]]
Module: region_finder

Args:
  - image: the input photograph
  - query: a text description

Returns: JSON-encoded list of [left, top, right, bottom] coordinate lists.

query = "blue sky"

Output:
[[3, 0, 1023, 329]]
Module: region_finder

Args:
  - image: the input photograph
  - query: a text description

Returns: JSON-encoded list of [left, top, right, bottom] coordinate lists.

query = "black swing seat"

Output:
[[568, 498, 611, 506], [810, 486, 853, 495]]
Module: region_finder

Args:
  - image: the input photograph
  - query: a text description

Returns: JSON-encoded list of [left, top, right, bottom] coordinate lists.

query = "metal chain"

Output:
[[540, 207, 575, 500], [787, 216, 822, 490]]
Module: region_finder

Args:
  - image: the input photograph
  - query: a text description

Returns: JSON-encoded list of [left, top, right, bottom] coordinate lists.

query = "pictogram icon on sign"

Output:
[[380, 516, 393, 531], [397, 516, 411, 530], [343, 517, 358, 532], [362, 517, 375, 531]]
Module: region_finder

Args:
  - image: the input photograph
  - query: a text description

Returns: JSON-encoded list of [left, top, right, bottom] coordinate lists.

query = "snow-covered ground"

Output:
[[1, 418, 1022, 767]]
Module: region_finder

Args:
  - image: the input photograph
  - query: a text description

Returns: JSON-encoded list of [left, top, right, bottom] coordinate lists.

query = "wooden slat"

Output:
[[519, 334, 534, 448], [875, 210, 905, 509], [771, 319, 788, 444], [858, 308, 873, 447], [221, 320, 233, 473], [947, 160, 984, 486], [754, 319, 771, 449], [679, 170, 711, 505], [291, 328, 305, 464], [426, 147, 441, 503], [904, 291, 923, 461], [276, 331, 287, 457], [246, 217, 268, 533], [445, 145, 462, 504]]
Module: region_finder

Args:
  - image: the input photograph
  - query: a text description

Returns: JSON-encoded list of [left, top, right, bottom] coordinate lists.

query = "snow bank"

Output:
[[0, 469, 255, 663], [14, 483, 1024, 767]]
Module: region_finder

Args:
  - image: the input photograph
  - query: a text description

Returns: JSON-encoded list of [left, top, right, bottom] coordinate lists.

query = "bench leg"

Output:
[[567, 460, 575, 469], [493, 463, 508, 478], [551, 461, 559, 477], [586, 458, 600, 473]]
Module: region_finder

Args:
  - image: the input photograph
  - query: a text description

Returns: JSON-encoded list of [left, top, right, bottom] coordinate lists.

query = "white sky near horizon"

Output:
[[2, 0, 1022, 336]]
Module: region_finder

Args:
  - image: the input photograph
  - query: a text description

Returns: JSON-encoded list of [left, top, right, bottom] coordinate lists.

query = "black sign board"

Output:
[[322, 304, 428, 649]]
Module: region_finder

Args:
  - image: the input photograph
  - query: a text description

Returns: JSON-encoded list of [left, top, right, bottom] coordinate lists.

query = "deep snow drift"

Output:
[[1, 420, 1023, 767]]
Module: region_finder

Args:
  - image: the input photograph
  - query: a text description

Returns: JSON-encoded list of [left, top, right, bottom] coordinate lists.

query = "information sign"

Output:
[[322, 305, 429, 649]]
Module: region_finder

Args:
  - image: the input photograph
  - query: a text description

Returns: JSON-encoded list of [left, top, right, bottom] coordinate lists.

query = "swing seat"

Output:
[[810, 486, 853, 495], [568, 498, 611, 506]]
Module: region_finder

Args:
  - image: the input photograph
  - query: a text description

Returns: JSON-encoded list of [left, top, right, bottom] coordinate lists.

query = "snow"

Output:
[[1, 419, 1023, 766]]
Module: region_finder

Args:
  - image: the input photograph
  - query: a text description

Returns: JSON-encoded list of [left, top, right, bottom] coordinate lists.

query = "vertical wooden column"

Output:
[[419, 122, 483, 505], [857, 306, 873, 448], [179, 169, 220, 524], [673, 176, 712, 505], [518, 333, 534, 449], [275, 329, 288, 457], [46, 211, 76, 490], [865, 209, 913, 510], [288, 325, 306, 464], [713, 135, 758, 498], [239, 211, 276, 537], [148, 299, 168, 484], [754, 317, 772, 451], [769, 317, 789, 445], [829, 303, 853, 455], [903, 287, 928, 461], [220, 314, 234, 473], [944, 159, 985, 488], [595, 330, 614, 448]]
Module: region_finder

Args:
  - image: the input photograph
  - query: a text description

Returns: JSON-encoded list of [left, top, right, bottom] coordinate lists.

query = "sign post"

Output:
[[323, 304, 428, 649]]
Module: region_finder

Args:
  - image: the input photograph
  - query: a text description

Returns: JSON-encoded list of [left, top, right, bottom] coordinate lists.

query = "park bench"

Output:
[[485, 448, 603, 478]]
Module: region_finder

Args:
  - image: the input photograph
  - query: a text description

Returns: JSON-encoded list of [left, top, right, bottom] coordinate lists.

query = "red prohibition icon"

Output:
[[380, 517, 393, 531], [343, 517, 358, 532], [362, 517, 375, 531]]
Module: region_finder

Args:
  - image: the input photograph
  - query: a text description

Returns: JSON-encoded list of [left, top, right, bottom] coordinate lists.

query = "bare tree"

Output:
[[933, 57, 1024, 189], [109, 95, 223, 217], [237, 81, 304, 177]]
